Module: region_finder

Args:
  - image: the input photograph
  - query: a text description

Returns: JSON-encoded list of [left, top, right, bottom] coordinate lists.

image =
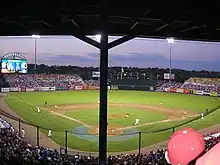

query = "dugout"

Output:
[[110, 79, 156, 91]]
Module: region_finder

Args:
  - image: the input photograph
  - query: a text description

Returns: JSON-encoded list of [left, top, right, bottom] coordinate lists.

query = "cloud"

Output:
[[33, 53, 220, 71]]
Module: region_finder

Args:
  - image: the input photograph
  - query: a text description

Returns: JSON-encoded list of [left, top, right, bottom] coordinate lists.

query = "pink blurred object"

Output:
[[196, 141, 220, 165], [166, 128, 205, 165]]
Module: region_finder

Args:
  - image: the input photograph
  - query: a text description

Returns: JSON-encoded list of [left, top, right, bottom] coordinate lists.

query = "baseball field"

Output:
[[3, 90, 220, 152]]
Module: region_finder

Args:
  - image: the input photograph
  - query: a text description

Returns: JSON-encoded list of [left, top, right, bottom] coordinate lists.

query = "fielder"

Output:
[[37, 106, 40, 113], [184, 110, 187, 116], [21, 128, 25, 138], [125, 113, 130, 118], [48, 129, 52, 137], [200, 113, 204, 120], [133, 118, 140, 126]]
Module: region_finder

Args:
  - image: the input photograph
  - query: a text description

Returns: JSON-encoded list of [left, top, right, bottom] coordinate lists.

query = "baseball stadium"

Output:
[[1, 51, 220, 156], [1, 2, 220, 164]]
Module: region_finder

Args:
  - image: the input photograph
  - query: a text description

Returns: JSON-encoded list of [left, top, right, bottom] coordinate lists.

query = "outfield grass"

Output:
[[5, 90, 220, 152]]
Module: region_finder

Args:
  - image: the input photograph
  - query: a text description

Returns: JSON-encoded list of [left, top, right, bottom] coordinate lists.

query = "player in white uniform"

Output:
[[21, 128, 25, 138], [37, 106, 40, 113], [134, 118, 140, 126], [48, 129, 52, 137], [200, 113, 204, 120]]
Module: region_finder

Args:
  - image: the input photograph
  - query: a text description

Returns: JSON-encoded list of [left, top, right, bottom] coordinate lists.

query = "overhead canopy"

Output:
[[1, 1, 220, 42]]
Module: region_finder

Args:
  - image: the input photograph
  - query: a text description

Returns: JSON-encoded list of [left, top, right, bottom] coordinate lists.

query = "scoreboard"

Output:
[[1, 59, 28, 73]]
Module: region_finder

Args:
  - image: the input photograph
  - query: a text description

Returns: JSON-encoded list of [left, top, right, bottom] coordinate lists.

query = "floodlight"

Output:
[[167, 37, 174, 43], [32, 35, 41, 39], [95, 34, 101, 42]]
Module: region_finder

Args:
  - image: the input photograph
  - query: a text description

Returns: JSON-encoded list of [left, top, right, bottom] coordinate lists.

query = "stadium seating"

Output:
[[0, 116, 220, 164]]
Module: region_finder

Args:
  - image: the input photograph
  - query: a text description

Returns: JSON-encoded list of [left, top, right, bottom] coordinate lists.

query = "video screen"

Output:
[[1, 59, 28, 73]]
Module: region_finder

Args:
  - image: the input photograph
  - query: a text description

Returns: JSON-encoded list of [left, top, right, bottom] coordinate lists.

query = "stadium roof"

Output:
[[1, 1, 220, 46]]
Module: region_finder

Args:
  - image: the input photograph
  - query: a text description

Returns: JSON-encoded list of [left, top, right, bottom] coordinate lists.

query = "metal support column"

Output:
[[65, 130, 68, 154], [34, 38, 37, 74], [169, 43, 172, 83], [99, 14, 108, 165], [37, 126, 39, 146]]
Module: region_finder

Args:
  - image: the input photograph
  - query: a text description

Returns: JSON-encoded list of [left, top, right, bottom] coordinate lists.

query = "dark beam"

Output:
[[108, 32, 136, 49], [74, 34, 100, 49], [99, 1, 108, 165]]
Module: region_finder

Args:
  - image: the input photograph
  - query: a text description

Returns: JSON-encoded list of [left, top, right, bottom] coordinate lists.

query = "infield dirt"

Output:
[[44, 103, 198, 120]]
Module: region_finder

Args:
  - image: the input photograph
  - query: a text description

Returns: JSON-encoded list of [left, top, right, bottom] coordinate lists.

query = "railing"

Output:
[[0, 105, 219, 156]]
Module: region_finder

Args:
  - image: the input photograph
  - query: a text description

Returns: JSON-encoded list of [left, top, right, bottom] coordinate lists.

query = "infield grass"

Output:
[[4, 90, 220, 152]]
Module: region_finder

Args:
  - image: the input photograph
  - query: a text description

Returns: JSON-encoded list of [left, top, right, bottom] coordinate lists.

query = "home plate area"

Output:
[[88, 125, 124, 136]]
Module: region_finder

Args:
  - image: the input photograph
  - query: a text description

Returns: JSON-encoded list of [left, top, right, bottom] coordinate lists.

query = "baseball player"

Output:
[[21, 128, 25, 138], [165, 128, 205, 165], [200, 113, 204, 120], [133, 118, 140, 126], [37, 106, 40, 113], [48, 129, 52, 138], [184, 110, 187, 116], [125, 113, 129, 118]]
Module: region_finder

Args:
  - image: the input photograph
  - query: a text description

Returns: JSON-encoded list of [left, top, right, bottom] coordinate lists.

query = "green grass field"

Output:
[[5, 90, 220, 152]]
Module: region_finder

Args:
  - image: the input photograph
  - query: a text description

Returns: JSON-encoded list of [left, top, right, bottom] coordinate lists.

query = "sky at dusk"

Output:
[[0, 36, 220, 71]]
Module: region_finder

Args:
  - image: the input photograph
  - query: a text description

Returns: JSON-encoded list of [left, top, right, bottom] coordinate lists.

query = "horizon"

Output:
[[1, 36, 220, 71]]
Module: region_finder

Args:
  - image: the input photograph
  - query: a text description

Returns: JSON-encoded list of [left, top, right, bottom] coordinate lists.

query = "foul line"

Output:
[[11, 96, 200, 132]]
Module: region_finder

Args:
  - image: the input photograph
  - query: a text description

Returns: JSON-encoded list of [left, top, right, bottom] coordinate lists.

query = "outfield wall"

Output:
[[158, 87, 220, 97], [1, 86, 220, 98]]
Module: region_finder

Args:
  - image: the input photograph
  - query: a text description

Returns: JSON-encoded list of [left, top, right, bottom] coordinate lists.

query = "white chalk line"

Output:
[[11, 96, 200, 132]]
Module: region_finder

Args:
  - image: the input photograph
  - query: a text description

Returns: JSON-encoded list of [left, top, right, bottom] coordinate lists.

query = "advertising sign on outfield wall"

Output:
[[196, 90, 204, 95], [9, 87, 19, 92], [183, 89, 191, 94], [210, 92, 218, 97], [168, 88, 176, 92], [1, 88, 10, 93], [203, 92, 210, 96], [26, 88, 35, 92], [20, 88, 26, 92], [49, 87, 56, 91], [111, 85, 118, 90], [75, 86, 82, 90], [176, 88, 184, 93]]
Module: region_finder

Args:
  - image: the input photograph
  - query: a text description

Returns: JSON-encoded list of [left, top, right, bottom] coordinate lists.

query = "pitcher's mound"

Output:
[[88, 125, 124, 136]]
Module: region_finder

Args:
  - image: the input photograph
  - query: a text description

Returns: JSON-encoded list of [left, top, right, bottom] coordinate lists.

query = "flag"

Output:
[[121, 67, 124, 73]]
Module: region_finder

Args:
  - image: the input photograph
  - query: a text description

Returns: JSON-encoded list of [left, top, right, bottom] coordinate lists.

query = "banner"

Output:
[[111, 85, 118, 90], [193, 90, 197, 95], [196, 90, 204, 95], [203, 91, 210, 96], [176, 88, 184, 93], [20, 88, 26, 92], [164, 88, 169, 92], [75, 86, 82, 90], [1, 88, 9, 93], [34, 87, 39, 91], [26, 88, 35, 92], [9, 87, 19, 92], [39, 87, 50, 91], [183, 89, 189, 94], [49, 87, 56, 91], [210, 91, 218, 97], [168, 88, 176, 93], [55, 86, 63, 91]]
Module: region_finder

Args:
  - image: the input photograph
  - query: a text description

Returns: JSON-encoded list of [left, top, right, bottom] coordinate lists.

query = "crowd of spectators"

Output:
[[4, 74, 88, 89], [1, 116, 220, 164], [182, 77, 220, 92], [157, 77, 220, 93]]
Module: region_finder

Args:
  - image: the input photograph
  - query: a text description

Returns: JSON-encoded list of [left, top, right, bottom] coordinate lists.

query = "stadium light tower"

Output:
[[167, 37, 174, 83], [32, 35, 40, 74]]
